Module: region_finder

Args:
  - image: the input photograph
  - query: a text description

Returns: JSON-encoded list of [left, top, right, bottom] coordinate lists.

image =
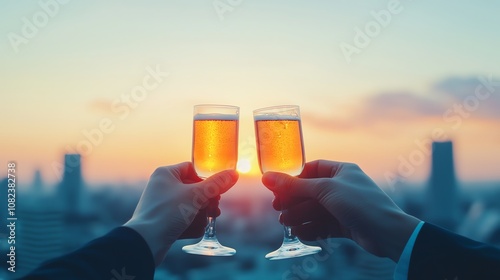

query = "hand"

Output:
[[124, 162, 238, 266], [262, 160, 420, 262]]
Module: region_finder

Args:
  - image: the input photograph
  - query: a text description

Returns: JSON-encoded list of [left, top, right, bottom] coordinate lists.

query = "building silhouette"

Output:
[[0, 178, 8, 235], [32, 169, 44, 194], [59, 154, 83, 216], [425, 141, 460, 230]]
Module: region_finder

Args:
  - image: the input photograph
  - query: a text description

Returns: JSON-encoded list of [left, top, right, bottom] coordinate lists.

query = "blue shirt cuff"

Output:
[[394, 221, 425, 280]]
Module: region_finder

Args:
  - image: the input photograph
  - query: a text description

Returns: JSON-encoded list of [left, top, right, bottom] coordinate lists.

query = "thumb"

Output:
[[194, 170, 239, 199], [262, 172, 323, 199]]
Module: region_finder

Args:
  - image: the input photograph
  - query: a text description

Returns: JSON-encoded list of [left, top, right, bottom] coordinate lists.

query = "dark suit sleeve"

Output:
[[19, 226, 155, 280], [409, 223, 500, 280]]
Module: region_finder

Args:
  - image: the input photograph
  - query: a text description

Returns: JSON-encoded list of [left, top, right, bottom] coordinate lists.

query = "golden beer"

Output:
[[183, 105, 239, 256], [253, 105, 321, 260], [255, 116, 305, 176], [192, 114, 239, 178]]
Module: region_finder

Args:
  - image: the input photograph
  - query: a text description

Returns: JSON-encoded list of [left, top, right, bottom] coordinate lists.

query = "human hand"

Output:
[[262, 160, 419, 262], [124, 162, 238, 266]]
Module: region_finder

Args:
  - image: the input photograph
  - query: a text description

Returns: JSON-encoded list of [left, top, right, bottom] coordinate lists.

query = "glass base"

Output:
[[265, 239, 322, 260], [182, 237, 236, 256]]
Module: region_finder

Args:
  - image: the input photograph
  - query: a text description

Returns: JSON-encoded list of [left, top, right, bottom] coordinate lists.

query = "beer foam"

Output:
[[194, 113, 239, 121], [254, 115, 300, 121]]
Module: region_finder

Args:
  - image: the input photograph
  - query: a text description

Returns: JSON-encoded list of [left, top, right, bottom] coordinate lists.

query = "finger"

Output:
[[281, 200, 331, 226], [299, 160, 343, 179], [206, 197, 220, 217], [280, 213, 334, 227], [193, 170, 239, 199], [279, 209, 332, 225], [151, 162, 202, 185], [262, 172, 325, 199], [273, 195, 309, 211], [171, 162, 194, 179], [174, 162, 204, 184], [291, 221, 344, 241], [272, 196, 281, 211], [179, 209, 208, 239]]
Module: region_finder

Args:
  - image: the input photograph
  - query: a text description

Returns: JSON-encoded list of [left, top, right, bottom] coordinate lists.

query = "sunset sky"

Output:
[[1, 1, 499, 186]]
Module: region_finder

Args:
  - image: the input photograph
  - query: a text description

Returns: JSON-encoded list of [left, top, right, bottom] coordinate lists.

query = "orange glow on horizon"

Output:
[[237, 158, 252, 174]]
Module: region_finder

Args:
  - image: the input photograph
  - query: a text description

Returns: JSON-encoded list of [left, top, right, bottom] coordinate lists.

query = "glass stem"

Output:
[[282, 209, 298, 243], [204, 198, 218, 239], [284, 225, 296, 241], [204, 216, 216, 239], [280, 194, 297, 243]]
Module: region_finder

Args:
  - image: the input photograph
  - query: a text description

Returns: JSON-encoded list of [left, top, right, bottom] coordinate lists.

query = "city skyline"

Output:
[[4, 133, 500, 191], [2, 2, 500, 279], [3, 144, 499, 279], [1, 1, 500, 184]]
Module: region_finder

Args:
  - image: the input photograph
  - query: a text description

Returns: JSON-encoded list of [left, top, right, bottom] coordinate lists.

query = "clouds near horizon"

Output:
[[303, 76, 500, 132]]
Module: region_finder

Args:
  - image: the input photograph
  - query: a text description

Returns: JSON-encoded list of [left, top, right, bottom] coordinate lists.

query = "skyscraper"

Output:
[[0, 178, 8, 235], [425, 141, 460, 230], [59, 154, 83, 216], [32, 169, 44, 194]]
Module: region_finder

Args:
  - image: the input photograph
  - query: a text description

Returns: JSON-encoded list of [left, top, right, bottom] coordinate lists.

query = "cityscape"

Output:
[[1, 140, 499, 279], [2, 1, 500, 279]]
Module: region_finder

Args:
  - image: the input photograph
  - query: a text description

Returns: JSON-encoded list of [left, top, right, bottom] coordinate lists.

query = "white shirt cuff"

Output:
[[394, 221, 425, 280]]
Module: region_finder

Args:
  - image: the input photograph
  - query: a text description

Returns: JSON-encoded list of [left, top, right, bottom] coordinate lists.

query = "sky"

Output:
[[1, 0, 499, 186]]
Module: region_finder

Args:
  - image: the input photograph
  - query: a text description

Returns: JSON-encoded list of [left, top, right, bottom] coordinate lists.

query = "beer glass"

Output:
[[254, 105, 322, 260], [182, 104, 239, 256]]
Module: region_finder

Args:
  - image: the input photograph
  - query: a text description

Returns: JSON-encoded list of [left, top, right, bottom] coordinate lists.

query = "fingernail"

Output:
[[225, 169, 238, 184]]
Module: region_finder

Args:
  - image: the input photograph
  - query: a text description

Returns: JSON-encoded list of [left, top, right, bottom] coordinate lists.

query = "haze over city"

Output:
[[1, 1, 500, 279], [1, 1, 500, 186]]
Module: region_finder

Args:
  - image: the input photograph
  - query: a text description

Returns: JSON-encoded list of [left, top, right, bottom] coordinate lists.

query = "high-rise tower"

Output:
[[59, 154, 83, 216], [426, 141, 459, 230]]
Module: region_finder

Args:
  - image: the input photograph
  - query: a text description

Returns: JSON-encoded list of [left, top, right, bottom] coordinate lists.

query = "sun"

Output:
[[237, 158, 252, 174]]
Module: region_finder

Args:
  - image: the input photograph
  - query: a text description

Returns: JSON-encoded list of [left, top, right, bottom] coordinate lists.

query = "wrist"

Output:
[[124, 219, 173, 266], [380, 212, 420, 262]]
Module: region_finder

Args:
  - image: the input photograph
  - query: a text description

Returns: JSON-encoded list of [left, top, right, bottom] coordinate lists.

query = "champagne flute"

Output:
[[182, 104, 239, 256], [253, 105, 322, 260]]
